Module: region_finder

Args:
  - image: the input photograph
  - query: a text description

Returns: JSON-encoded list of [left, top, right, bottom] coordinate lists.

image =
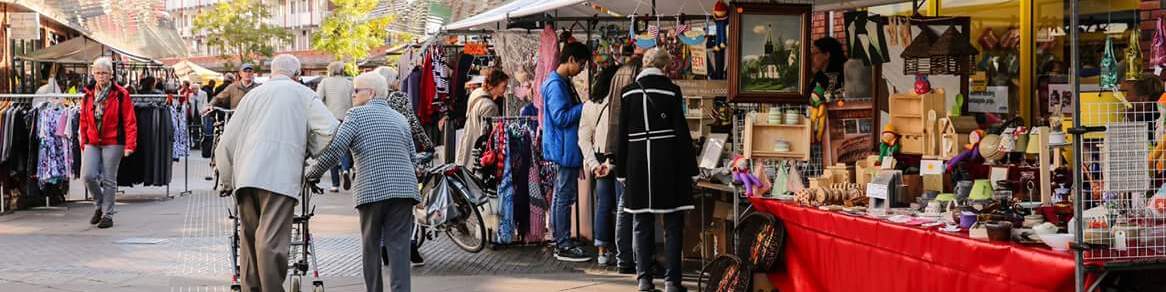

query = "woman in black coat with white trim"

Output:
[[615, 48, 697, 292]]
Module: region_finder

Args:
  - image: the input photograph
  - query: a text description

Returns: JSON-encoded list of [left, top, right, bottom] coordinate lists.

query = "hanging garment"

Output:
[[1101, 36, 1119, 90], [419, 50, 437, 125], [534, 25, 560, 124], [171, 104, 189, 158], [509, 126, 532, 239], [497, 131, 515, 244]]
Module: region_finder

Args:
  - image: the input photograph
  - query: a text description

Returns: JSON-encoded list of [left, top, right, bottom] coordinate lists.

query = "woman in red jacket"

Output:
[[79, 57, 138, 229]]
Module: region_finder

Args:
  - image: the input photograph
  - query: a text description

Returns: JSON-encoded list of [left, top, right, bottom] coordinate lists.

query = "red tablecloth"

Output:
[[748, 197, 1082, 292]]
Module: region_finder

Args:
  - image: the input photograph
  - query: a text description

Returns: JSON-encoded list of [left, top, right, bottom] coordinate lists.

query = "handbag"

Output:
[[1152, 16, 1166, 68]]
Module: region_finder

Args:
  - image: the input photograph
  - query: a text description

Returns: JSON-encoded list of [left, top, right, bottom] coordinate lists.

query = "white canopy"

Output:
[[442, 0, 913, 31]]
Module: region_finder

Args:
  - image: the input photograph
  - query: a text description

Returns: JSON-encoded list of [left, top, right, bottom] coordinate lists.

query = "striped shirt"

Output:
[[307, 98, 419, 207]]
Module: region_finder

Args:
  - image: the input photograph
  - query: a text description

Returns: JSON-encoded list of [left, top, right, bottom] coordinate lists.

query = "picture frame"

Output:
[[727, 3, 812, 104]]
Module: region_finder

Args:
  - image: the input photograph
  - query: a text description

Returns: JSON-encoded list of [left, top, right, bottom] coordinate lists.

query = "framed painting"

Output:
[[727, 3, 812, 103]]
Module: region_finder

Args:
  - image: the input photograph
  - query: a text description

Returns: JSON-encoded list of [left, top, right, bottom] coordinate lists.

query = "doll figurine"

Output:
[[731, 156, 762, 196], [712, 0, 729, 52], [947, 129, 986, 173], [809, 84, 828, 142], [914, 74, 932, 95], [877, 124, 901, 165]]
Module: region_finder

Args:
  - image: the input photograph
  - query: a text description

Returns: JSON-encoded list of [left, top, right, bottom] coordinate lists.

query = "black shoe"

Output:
[[665, 284, 687, 292], [341, 171, 352, 190], [618, 266, 636, 275], [89, 210, 103, 225], [554, 246, 592, 263], [204, 176, 213, 181], [97, 217, 113, 229], [411, 247, 426, 267]]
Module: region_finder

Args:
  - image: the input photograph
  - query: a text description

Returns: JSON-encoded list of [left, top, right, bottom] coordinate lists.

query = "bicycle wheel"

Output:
[[446, 196, 487, 253]]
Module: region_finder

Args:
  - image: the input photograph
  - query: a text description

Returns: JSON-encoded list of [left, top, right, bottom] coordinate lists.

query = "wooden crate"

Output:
[[744, 112, 812, 160]]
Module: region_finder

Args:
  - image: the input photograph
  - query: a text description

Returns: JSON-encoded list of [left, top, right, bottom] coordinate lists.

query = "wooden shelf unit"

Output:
[[684, 96, 712, 138], [888, 89, 946, 155], [744, 112, 812, 160]]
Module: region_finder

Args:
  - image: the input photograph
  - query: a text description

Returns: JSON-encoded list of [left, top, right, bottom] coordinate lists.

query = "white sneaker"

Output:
[[329, 187, 340, 193], [597, 251, 612, 267]]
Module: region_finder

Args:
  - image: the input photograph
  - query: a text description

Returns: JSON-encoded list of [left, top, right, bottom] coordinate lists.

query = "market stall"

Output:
[[404, 0, 1166, 290]]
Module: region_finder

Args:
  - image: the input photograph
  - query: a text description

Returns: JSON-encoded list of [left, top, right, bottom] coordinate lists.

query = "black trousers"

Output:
[[633, 211, 685, 290]]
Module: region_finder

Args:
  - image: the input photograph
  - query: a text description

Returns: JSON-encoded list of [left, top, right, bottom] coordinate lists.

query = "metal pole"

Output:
[[1069, 0, 1084, 290]]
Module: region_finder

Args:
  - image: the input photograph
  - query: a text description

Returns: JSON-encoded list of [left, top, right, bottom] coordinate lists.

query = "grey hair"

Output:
[[642, 48, 671, 70], [374, 66, 398, 90], [354, 72, 388, 98], [91, 57, 114, 72], [327, 61, 345, 76], [270, 54, 301, 77]]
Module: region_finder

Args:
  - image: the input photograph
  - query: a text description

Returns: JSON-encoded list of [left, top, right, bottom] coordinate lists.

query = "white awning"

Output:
[[443, 0, 721, 31], [443, 0, 916, 31]]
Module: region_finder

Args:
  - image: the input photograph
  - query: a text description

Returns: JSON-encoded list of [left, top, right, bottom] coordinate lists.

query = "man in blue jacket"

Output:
[[541, 42, 593, 262]]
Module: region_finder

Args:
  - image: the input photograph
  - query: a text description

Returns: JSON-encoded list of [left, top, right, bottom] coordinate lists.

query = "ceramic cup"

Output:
[[959, 212, 978, 229], [986, 221, 1013, 241]]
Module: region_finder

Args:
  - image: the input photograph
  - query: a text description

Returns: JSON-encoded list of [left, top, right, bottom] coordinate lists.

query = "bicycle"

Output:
[[410, 153, 491, 253], [205, 106, 234, 190]]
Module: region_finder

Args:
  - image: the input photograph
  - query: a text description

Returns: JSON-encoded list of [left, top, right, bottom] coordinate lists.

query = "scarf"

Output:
[[93, 84, 113, 126]]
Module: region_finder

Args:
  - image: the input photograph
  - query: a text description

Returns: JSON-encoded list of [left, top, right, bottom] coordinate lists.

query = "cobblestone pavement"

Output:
[[0, 157, 646, 292]]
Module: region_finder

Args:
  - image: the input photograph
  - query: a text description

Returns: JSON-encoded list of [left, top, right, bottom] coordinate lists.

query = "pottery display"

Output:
[[986, 221, 1013, 241]]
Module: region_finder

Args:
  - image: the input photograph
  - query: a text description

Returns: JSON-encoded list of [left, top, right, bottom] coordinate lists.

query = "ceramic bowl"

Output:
[[1038, 234, 1074, 251], [1032, 222, 1059, 235]]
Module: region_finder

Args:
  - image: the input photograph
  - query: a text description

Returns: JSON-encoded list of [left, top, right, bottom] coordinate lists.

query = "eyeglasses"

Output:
[[355, 88, 375, 94]]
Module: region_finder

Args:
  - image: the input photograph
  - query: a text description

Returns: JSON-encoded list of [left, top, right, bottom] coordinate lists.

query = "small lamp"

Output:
[[970, 179, 994, 201]]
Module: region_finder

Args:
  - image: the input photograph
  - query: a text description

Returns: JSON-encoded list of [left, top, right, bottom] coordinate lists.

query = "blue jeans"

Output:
[[329, 151, 353, 187], [635, 212, 685, 290], [615, 181, 635, 268], [593, 175, 620, 247], [552, 165, 579, 249]]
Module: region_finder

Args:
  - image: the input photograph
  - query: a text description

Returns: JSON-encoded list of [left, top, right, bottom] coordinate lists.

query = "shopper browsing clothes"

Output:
[[579, 44, 641, 271], [307, 72, 418, 292], [215, 54, 338, 292], [542, 41, 594, 262], [616, 48, 698, 292], [455, 71, 509, 169], [80, 57, 139, 229], [317, 61, 356, 193]]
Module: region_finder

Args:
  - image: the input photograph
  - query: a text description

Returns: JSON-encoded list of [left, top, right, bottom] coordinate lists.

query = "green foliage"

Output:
[[313, 0, 392, 76], [192, 0, 292, 70]]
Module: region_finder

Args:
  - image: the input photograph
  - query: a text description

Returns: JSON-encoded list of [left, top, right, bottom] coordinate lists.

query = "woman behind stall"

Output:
[[615, 48, 697, 292], [80, 57, 138, 229], [454, 70, 510, 169], [808, 37, 846, 96]]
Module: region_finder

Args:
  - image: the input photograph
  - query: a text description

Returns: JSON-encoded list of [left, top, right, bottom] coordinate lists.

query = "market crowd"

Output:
[[191, 36, 725, 292]]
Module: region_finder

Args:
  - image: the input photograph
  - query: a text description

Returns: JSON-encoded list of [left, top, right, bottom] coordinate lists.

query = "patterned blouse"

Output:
[[387, 90, 434, 152]]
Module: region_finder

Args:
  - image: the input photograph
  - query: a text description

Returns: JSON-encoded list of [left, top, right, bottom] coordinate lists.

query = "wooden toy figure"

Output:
[[877, 124, 901, 165], [809, 84, 828, 142]]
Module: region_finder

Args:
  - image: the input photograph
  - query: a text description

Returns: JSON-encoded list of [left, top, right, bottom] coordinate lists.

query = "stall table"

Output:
[[748, 197, 1084, 292]]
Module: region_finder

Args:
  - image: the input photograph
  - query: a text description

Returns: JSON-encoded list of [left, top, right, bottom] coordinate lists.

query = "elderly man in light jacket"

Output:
[[215, 54, 338, 292], [316, 61, 355, 192]]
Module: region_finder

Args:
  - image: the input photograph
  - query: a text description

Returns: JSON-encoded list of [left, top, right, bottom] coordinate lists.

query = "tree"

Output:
[[313, 0, 393, 76], [192, 0, 292, 70]]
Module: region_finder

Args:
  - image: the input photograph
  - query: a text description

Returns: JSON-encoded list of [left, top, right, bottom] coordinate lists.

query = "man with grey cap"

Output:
[[209, 63, 261, 110], [215, 54, 338, 292], [316, 61, 355, 192]]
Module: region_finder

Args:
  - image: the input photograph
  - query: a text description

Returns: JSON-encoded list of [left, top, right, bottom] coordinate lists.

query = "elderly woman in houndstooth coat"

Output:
[[614, 48, 697, 292]]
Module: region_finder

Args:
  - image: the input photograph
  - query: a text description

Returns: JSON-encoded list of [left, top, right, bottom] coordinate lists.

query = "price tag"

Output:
[[1156, 65, 1163, 76], [867, 183, 888, 199], [920, 160, 944, 175], [1115, 230, 1128, 251]]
